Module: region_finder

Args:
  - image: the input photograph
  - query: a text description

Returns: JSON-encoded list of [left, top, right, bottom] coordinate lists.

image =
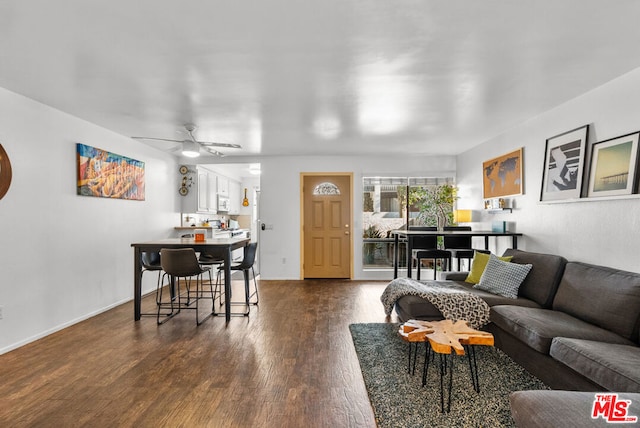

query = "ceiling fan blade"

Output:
[[132, 125, 241, 153], [198, 141, 242, 149], [131, 136, 184, 143], [204, 146, 225, 157], [185, 126, 241, 148]]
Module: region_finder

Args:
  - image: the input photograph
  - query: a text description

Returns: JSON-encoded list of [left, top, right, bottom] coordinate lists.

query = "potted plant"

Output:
[[363, 225, 382, 264]]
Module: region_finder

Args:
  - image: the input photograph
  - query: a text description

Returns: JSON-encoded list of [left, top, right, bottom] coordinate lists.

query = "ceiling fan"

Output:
[[131, 124, 241, 157]]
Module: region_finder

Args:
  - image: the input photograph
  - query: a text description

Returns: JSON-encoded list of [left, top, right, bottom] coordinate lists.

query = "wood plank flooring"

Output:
[[0, 279, 399, 427]]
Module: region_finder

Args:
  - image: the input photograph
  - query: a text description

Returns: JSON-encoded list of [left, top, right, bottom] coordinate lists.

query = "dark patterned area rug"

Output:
[[350, 323, 549, 428]]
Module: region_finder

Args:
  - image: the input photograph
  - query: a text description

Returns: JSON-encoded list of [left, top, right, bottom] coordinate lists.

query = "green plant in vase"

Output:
[[410, 184, 459, 230]]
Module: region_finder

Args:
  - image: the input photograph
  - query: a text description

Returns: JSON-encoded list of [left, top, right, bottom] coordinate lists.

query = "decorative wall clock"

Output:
[[0, 143, 12, 200], [179, 165, 193, 195]]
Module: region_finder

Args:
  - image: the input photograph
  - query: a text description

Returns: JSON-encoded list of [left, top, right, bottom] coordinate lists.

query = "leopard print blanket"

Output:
[[380, 277, 490, 328]]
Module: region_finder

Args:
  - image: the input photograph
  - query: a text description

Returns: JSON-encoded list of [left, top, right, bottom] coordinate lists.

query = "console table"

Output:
[[390, 229, 523, 279]]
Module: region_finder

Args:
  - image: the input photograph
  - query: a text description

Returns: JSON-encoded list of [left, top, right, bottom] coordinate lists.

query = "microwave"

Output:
[[217, 195, 229, 212]]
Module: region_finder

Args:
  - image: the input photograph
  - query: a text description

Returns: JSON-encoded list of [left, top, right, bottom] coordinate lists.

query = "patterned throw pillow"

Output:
[[465, 251, 513, 284], [474, 254, 532, 299]]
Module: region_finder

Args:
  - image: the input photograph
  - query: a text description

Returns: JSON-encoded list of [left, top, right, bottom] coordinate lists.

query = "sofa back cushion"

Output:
[[502, 249, 567, 308], [553, 262, 640, 343]]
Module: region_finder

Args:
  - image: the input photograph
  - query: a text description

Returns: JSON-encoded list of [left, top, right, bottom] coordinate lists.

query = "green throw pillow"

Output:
[[465, 251, 513, 284]]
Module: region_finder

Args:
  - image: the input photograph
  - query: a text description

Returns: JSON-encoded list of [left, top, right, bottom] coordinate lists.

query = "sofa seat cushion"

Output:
[[464, 286, 541, 308], [394, 281, 541, 321], [510, 390, 640, 427], [550, 338, 640, 392], [490, 305, 635, 354]]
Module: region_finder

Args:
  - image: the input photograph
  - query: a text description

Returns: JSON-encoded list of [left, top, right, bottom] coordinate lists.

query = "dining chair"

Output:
[[215, 242, 259, 316], [409, 226, 451, 280], [158, 248, 215, 325], [443, 226, 475, 271], [140, 251, 165, 316], [198, 251, 224, 298]]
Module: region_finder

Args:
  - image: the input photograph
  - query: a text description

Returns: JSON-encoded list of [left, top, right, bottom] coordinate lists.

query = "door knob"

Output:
[[345, 231, 350, 235]]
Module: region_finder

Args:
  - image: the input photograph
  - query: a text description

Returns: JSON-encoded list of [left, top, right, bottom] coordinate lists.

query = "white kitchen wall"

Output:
[[257, 155, 456, 280], [0, 87, 178, 354], [457, 67, 640, 272]]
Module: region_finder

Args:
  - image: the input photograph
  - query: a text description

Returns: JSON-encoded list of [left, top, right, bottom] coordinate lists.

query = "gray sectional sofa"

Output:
[[393, 248, 640, 392]]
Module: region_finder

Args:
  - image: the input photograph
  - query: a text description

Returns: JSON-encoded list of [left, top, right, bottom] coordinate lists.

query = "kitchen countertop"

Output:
[[174, 226, 247, 233]]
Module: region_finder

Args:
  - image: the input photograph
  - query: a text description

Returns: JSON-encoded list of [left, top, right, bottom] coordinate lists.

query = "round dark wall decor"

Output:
[[0, 143, 12, 200]]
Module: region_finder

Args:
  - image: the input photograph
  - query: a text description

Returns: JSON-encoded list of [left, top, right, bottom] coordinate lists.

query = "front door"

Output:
[[302, 174, 352, 278]]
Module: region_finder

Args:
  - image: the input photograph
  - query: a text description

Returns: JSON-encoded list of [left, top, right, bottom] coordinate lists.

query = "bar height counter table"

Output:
[[390, 229, 523, 279], [131, 237, 250, 322]]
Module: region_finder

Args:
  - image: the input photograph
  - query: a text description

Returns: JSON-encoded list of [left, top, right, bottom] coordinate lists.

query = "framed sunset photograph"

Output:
[[587, 131, 640, 198]]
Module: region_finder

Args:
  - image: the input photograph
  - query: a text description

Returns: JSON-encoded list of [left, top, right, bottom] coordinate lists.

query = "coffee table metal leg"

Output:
[[422, 343, 431, 387], [465, 345, 481, 393], [437, 353, 454, 413], [447, 353, 453, 412], [407, 342, 419, 375], [439, 353, 445, 412], [407, 342, 418, 374]]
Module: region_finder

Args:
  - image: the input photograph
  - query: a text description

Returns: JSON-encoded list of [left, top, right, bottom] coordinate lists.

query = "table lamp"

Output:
[[453, 209, 473, 224]]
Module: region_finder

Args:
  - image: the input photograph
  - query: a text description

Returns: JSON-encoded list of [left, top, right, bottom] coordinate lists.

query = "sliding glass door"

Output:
[[362, 176, 454, 269]]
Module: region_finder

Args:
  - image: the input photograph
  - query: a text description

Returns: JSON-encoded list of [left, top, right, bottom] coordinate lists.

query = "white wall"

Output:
[[258, 155, 456, 280], [0, 87, 178, 354], [7, 63, 639, 352], [457, 67, 640, 272]]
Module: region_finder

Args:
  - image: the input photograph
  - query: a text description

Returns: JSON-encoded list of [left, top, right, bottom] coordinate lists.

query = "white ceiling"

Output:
[[2, 1, 640, 159]]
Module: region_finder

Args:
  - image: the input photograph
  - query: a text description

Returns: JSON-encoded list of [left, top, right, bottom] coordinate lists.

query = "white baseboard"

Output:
[[0, 297, 131, 355]]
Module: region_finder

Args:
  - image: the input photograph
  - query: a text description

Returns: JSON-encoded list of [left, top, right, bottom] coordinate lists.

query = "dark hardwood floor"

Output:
[[0, 279, 399, 427]]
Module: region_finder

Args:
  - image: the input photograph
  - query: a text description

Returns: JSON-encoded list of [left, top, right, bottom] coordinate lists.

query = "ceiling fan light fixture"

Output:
[[181, 141, 200, 158]]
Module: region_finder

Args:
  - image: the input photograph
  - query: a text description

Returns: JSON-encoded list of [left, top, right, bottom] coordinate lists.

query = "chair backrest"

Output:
[[408, 226, 438, 249], [141, 251, 161, 269], [443, 226, 472, 249], [160, 248, 202, 277], [236, 242, 258, 270]]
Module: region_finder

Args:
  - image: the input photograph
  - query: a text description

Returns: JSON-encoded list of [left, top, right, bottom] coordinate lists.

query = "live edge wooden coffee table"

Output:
[[398, 319, 494, 413]]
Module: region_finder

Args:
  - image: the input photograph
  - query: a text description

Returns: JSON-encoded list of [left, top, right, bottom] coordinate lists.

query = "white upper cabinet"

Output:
[[228, 179, 241, 215], [207, 172, 218, 212], [197, 169, 209, 212], [217, 175, 229, 196]]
